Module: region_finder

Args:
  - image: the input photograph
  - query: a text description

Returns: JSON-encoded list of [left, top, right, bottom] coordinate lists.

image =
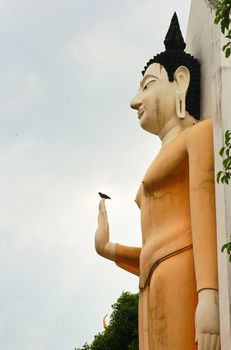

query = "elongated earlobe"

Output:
[[176, 94, 186, 119], [174, 66, 190, 119]]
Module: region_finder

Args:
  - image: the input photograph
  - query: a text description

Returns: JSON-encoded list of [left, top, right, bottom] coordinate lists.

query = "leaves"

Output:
[[219, 146, 225, 156], [217, 170, 223, 183], [225, 47, 231, 57], [214, 0, 231, 58], [223, 156, 231, 168], [218, 130, 231, 262], [217, 130, 231, 185], [221, 238, 231, 262], [225, 129, 231, 144]]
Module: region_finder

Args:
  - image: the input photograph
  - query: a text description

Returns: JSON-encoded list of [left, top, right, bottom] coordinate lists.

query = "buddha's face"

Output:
[[130, 63, 176, 135]]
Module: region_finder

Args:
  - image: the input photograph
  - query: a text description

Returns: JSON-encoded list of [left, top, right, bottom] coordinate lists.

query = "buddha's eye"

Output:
[[143, 80, 155, 91]]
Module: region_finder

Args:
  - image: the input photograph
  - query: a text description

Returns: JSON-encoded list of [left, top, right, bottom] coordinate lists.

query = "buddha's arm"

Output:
[[187, 120, 220, 349], [115, 243, 140, 276], [95, 199, 141, 275], [187, 120, 218, 292]]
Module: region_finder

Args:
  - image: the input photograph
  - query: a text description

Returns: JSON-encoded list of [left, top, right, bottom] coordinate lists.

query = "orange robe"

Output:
[[115, 119, 218, 350]]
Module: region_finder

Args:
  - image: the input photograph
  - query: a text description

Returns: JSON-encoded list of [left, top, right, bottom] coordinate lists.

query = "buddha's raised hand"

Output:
[[95, 199, 115, 261]]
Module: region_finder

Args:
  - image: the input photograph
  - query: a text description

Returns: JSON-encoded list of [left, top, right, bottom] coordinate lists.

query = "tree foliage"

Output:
[[215, 0, 231, 58], [215, 1, 231, 262], [217, 131, 231, 261], [75, 292, 139, 350], [217, 130, 231, 185]]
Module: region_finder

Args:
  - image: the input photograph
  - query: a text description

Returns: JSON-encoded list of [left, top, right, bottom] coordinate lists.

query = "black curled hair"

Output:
[[142, 13, 201, 120]]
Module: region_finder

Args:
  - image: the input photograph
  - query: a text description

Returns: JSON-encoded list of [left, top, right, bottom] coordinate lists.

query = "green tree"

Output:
[[75, 291, 139, 350], [214, 0, 231, 57], [217, 131, 231, 261], [215, 1, 231, 261]]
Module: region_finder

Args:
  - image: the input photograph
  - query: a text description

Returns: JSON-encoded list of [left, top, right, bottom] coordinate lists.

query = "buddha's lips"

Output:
[[138, 109, 145, 119]]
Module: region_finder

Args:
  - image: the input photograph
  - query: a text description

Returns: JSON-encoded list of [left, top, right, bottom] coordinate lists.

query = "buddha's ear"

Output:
[[174, 66, 190, 119]]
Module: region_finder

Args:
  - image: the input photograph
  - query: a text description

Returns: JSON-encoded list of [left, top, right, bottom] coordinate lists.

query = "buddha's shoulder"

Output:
[[188, 118, 213, 136], [186, 119, 213, 146]]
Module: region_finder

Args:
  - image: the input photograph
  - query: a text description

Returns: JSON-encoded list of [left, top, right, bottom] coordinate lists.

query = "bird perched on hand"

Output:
[[98, 192, 111, 199]]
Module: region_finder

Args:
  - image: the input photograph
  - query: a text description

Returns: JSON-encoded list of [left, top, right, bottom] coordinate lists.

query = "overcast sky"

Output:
[[0, 1, 192, 349]]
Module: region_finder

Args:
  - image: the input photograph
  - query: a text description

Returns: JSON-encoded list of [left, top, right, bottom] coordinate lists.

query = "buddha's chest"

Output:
[[136, 137, 189, 206]]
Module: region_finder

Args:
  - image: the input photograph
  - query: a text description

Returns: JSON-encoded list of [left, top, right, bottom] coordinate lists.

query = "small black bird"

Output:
[[98, 192, 111, 200]]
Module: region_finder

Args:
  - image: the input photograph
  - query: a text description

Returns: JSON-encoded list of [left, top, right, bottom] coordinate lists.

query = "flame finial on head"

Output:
[[164, 12, 186, 51]]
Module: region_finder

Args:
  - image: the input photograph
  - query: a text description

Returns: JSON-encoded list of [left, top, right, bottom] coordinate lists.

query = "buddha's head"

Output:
[[130, 13, 200, 136]]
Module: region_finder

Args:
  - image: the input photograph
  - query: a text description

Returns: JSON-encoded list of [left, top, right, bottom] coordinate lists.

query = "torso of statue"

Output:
[[135, 120, 213, 289]]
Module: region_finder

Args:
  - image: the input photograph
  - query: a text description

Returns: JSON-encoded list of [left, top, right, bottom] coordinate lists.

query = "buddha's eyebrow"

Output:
[[140, 74, 158, 88]]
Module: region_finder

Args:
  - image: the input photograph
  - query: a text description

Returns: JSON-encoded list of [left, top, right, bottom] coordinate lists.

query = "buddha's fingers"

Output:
[[208, 334, 220, 350], [98, 199, 108, 222], [198, 334, 204, 350], [205, 334, 211, 350], [215, 335, 220, 350], [198, 334, 220, 350], [99, 198, 105, 213]]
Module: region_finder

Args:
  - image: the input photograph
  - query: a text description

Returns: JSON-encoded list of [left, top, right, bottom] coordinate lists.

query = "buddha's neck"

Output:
[[159, 114, 197, 146]]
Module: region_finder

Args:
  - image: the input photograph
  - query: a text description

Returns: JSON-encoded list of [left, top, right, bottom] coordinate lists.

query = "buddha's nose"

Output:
[[130, 93, 142, 110]]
